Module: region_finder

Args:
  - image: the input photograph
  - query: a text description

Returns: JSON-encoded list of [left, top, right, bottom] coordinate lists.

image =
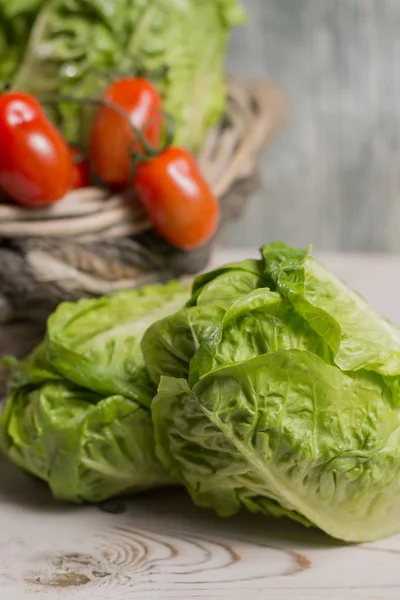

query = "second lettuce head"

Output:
[[143, 242, 400, 543], [1, 281, 190, 502]]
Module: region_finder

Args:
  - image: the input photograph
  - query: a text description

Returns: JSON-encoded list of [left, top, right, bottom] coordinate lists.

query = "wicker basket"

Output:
[[0, 77, 285, 385]]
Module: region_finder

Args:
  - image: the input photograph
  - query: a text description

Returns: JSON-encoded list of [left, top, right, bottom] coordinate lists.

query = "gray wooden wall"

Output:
[[226, 0, 400, 252]]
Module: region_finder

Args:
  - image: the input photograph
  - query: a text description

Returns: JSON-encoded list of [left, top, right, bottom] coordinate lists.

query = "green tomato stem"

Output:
[[38, 94, 174, 165]]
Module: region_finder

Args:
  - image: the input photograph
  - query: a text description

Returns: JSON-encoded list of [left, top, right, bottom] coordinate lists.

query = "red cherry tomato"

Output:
[[89, 77, 164, 190], [0, 92, 73, 208], [134, 147, 220, 250], [70, 147, 90, 189]]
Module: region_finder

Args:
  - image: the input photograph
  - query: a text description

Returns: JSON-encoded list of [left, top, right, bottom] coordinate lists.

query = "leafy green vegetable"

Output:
[[144, 242, 400, 542], [1, 368, 173, 502], [45, 281, 190, 408], [1, 280, 190, 502], [4, 0, 245, 148]]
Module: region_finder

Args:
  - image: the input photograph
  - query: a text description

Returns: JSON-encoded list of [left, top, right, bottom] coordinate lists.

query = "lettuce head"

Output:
[[142, 242, 400, 542], [1, 371, 174, 502], [0, 280, 190, 502]]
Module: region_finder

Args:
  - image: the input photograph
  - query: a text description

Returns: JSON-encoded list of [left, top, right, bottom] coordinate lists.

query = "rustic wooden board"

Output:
[[1, 250, 400, 599], [1, 456, 400, 600]]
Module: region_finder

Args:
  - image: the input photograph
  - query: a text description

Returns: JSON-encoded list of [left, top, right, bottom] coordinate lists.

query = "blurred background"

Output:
[[226, 0, 400, 252]]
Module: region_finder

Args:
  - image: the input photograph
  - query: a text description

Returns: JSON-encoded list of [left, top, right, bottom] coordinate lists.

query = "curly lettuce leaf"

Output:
[[141, 305, 224, 386], [141, 259, 276, 385], [153, 351, 400, 542], [143, 272, 331, 388], [262, 242, 400, 375], [3, 342, 60, 392], [45, 281, 190, 408], [187, 259, 270, 308], [189, 288, 332, 384], [1, 371, 173, 503]]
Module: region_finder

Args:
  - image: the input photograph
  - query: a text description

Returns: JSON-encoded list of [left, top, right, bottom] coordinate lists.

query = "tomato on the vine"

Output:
[[70, 146, 90, 189], [0, 92, 73, 208], [134, 147, 220, 250], [89, 77, 164, 190]]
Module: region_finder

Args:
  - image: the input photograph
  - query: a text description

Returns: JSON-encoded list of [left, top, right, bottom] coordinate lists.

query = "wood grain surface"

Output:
[[227, 0, 400, 253], [1, 453, 400, 600]]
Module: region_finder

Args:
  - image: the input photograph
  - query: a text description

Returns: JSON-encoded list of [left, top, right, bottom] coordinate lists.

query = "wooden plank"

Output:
[[0, 457, 400, 599]]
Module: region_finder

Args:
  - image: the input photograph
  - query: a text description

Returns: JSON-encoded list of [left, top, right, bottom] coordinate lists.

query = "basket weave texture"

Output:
[[0, 77, 285, 383]]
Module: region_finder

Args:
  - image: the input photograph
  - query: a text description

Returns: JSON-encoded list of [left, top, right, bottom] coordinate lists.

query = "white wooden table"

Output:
[[1, 250, 400, 600]]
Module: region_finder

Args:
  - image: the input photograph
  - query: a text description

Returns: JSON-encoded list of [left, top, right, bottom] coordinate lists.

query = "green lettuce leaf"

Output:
[[142, 305, 224, 386], [140, 259, 276, 386], [45, 281, 190, 408], [153, 352, 400, 542], [189, 287, 332, 384], [0, 1, 38, 82], [262, 242, 400, 375], [187, 258, 271, 308], [1, 371, 173, 502], [4, 343, 59, 391]]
